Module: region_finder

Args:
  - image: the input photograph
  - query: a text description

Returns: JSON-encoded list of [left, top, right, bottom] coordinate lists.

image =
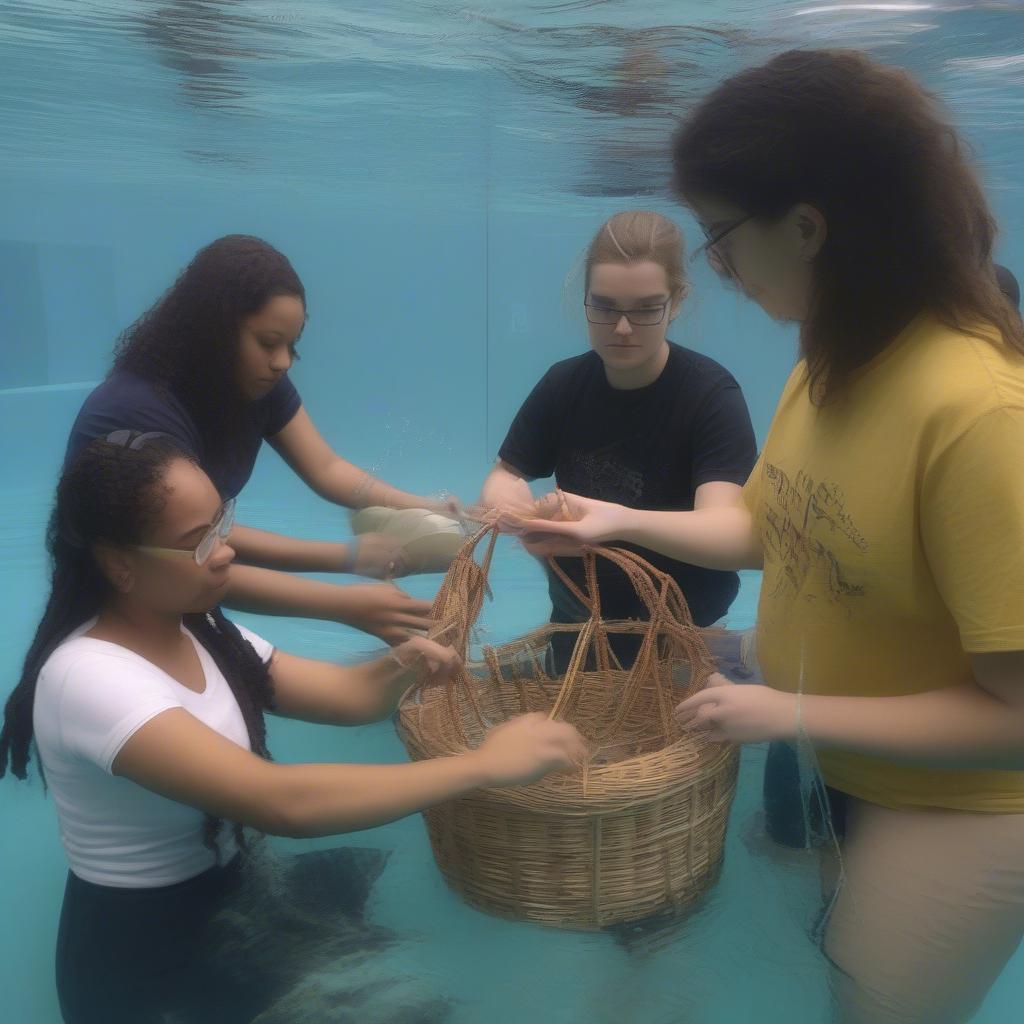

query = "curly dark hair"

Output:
[[671, 49, 1024, 401], [113, 234, 306, 471], [0, 436, 276, 862]]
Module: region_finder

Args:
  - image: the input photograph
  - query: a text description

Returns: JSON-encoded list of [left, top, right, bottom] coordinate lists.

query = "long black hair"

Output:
[[0, 435, 276, 860], [113, 234, 306, 472]]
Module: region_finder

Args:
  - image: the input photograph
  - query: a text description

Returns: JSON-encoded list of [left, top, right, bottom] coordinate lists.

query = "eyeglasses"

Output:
[[136, 498, 236, 567], [690, 214, 753, 271], [584, 301, 669, 327]]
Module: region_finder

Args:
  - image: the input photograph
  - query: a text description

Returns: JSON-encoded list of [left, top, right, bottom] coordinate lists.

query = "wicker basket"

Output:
[[397, 526, 738, 930]]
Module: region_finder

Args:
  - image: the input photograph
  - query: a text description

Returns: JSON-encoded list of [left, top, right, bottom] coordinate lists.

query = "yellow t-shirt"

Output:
[[744, 314, 1024, 812]]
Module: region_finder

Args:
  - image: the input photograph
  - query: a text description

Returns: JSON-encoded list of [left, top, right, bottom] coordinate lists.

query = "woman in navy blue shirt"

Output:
[[67, 235, 451, 644]]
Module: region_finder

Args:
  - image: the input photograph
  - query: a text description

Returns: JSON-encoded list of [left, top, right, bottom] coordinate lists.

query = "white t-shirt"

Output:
[[33, 616, 274, 889]]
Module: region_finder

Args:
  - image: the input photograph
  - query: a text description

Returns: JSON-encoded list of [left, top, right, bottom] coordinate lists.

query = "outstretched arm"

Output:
[[271, 407, 456, 512], [511, 490, 763, 572]]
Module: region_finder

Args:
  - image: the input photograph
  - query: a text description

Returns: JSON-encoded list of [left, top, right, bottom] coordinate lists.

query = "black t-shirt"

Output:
[[498, 342, 757, 627], [65, 369, 302, 499]]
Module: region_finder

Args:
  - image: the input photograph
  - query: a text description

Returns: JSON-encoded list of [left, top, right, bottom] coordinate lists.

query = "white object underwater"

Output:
[[349, 506, 467, 574]]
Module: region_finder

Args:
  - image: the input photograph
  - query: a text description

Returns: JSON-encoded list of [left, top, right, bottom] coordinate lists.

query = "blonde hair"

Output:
[[584, 210, 689, 306]]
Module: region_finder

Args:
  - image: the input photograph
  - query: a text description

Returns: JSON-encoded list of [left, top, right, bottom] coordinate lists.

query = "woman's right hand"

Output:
[[333, 583, 434, 646], [504, 491, 632, 557], [473, 713, 588, 787]]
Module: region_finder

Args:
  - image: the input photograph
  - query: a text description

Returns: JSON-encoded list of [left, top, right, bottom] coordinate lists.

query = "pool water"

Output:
[[1, 2, 1023, 1021]]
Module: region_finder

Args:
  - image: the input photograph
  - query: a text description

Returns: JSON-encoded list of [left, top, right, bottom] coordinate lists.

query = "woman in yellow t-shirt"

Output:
[[516, 50, 1024, 1024]]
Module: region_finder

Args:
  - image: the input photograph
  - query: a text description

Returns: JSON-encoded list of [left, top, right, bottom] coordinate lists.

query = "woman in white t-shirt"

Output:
[[0, 431, 585, 1024]]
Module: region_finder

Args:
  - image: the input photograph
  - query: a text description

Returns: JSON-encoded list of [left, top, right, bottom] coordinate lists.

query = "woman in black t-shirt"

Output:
[[480, 210, 757, 668]]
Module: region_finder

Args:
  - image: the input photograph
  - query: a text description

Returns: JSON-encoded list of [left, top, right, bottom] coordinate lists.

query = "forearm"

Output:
[[480, 464, 534, 511], [336, 654, 424, 724], [225, 563, 354, 622], [799, 684, 1024, 771], [314, 457, 432, 511], [230, 524, 351, 573], [617, 505, 763, 571], [269, 754, 490, 838]]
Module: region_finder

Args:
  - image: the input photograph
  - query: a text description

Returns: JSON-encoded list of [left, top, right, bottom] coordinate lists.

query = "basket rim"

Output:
[[397, 716, 738, 815]]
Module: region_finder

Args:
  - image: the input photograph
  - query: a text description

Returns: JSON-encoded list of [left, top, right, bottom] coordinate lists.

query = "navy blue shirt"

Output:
[[499, 342, 757, 628], [65, 370, 302, 498]]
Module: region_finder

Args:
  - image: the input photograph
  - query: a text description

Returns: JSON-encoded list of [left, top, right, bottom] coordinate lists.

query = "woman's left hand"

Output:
[[389, 635, 462, 681], [675, 673, 798, 745], [505, 491, 630, 556]]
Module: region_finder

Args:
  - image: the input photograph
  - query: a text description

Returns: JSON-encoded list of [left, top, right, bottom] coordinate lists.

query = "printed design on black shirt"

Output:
[[761, 461, 866, 612], [562, 443, 645, 504]]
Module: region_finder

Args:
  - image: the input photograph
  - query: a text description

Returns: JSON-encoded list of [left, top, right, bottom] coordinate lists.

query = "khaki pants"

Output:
[[822, 798, 1024, 1023], [739, 627, 1024, 1022]]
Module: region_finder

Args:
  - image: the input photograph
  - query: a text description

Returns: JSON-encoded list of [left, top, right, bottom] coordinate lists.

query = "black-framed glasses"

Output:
[[584, 301, 669, 327], [136, 497, 236, 567], [690, 214, 753, 266]]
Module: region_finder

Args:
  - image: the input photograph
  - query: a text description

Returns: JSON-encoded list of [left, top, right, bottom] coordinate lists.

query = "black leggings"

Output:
[[56, 856, 251, 1024]]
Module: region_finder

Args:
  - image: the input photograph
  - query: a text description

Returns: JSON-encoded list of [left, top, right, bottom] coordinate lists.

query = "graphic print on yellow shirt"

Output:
[[744, 315, 1024, 811], [760, 460, 867, 615]]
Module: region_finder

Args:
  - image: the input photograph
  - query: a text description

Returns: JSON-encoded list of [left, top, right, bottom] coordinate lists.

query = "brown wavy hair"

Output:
[[671, 49, 1023, 401]]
